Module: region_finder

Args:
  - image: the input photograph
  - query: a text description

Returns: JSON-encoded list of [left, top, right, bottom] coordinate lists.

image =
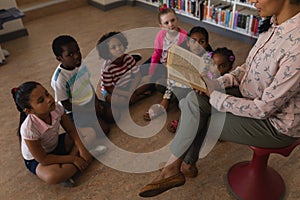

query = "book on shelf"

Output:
[[166, 44, 210, 92], [204, 2, 232, 25], [201, 1, 261, 37], [198, 0, 205, 20], [233, 7, 261, 36]]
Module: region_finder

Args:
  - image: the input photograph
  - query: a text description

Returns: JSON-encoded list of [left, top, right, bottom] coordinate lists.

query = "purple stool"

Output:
[[227, 138, 300, 200]]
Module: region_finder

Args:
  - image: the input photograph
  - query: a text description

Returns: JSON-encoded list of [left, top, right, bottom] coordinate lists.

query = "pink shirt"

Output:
[[149, 28, 187, 75], [20, 103, 64, 160], [210, 12, 300, 137]]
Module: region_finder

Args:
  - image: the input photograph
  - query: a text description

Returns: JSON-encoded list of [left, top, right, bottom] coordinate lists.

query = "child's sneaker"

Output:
[[2, 49, 10, 57], [90, 145, 107, 156], [0, 59, 6, 66], [61, 178, 75, 187]]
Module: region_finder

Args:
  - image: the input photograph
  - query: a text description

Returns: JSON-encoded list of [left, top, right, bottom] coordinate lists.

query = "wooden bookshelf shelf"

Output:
[[134, 0, 259, 44]]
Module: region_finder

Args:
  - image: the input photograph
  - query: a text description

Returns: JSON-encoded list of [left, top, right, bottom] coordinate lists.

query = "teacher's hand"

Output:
[[202, 75, 220, 97]]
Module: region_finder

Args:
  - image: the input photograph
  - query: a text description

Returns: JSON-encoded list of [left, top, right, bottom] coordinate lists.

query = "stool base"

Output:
[[227, 161, 285, 200]]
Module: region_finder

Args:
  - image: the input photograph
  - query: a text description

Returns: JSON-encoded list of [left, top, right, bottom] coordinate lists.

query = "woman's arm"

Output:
[[217, 63, 247, 89], [210, 56, 300, 119]]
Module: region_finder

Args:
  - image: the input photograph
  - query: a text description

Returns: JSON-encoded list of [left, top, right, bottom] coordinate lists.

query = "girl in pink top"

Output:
[[11, 81, 105, 187], [148, 4, 187, 76], [143, 4, 187, 120]]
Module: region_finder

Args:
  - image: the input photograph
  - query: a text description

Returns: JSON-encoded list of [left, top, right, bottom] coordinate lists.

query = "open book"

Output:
[[166, 44, 210, 92]]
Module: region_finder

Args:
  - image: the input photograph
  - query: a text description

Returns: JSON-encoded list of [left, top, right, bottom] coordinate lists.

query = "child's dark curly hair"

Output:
[[52, 35, 78, 57], [96, 31, 128, 60], [211, 47, 235, 66]]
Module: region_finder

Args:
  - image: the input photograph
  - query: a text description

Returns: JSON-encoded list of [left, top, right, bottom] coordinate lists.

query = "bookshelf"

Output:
[[134, 0, 261, 44]]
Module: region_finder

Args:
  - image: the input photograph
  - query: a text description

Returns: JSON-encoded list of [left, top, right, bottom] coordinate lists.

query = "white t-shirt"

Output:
[[51, 63, 94, 111], [160, 33, 180, 64]]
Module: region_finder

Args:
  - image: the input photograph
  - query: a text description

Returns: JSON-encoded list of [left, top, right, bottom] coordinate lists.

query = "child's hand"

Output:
[[73, 156, 89, 172], [79, 148, 93, 164]]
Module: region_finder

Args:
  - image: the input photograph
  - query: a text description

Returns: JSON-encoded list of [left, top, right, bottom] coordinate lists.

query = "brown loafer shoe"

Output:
[[159, 162, 198, 178], [181, 164, 198, 178], [139, 172, 186, 197]]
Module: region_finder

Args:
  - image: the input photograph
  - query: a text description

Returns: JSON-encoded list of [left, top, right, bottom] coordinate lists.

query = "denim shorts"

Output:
[[24, 133, 68, 175]]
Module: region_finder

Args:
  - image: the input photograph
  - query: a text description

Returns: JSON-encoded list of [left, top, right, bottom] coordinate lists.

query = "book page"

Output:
[[167, 44, 209, 92]]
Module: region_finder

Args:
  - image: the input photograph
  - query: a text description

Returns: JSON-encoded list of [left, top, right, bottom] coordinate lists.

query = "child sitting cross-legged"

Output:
[[96, 31, 151, 108], [11, 81, 105, 187]]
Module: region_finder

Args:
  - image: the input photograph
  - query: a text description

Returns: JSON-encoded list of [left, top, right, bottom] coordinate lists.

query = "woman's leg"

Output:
[[217, 112, 297, 148], [156, 88, 242, 173], [181, 87, 242, 167], [170, 91, 211, 159], [145, 92, 211, 178], [171, 87, 192, 103], [139, 91, 211, 197]]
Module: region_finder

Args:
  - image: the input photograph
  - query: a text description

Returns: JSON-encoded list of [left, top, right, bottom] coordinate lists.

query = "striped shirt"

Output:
[[102, 54, 139, 89]]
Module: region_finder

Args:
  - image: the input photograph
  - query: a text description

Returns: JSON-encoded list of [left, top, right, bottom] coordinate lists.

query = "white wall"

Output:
[[0, 0, 25, 35]]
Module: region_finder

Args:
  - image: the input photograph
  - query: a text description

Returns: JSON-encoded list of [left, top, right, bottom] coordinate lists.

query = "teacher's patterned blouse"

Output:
[[210, 12, 300, 137]]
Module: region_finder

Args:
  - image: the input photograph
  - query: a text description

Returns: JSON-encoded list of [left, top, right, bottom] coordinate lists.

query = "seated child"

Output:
[[181, 26, 213, 55], [140, 4, 187, 82], [167, 47, 235, 133], [143, 26, 212, 121], [96, 31, 151, 108], [51, 35, 112, 135], [207, 47, 235, 78], [11, 81, 105, 187]]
